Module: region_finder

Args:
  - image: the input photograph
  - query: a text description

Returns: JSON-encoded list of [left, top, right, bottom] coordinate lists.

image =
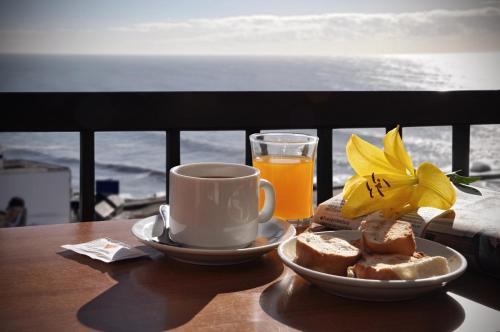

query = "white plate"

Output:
[[278, 230, 467, 301], [132, 215, 296, 265]]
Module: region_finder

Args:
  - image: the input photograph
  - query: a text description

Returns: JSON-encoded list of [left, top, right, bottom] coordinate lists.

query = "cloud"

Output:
[[110, 7, 500, 40], [2, 7, 500, 54]]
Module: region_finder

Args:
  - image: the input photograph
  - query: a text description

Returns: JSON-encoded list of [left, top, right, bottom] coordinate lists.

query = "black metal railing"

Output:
[[1, 90, 499, 221]]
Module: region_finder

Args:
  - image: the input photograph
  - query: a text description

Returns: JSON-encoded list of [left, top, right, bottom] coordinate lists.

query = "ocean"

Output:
[[1, 53, 499, 197]]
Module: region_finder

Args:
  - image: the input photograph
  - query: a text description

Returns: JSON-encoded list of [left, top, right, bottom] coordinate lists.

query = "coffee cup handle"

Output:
[[257, 179, 275, 223]]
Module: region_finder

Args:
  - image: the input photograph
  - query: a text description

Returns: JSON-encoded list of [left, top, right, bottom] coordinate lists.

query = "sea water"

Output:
[[0, 53, 499, 197]]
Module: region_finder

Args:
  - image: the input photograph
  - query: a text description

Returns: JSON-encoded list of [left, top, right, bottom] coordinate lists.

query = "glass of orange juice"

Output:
[[249, 133, 318, 227]]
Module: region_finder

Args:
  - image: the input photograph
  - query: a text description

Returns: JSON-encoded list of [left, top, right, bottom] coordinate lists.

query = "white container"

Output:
[[0, 160, 71, 225]]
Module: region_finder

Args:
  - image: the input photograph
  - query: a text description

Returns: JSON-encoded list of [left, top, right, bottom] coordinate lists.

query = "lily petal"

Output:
[[343, 175, 365, 200], [412, 162, 456, 210], [384, 126, 414, 175], [347, 134, 402, 176], [341, 175, 415, 218]]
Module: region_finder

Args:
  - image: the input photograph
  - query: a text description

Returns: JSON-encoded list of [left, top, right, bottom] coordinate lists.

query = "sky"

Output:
[[1, 0, 500, 55]]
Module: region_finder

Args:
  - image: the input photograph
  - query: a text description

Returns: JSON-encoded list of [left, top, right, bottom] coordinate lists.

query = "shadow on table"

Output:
[[447, 269, 500, 311], [260, 274, 465, 332], [67, 250, 283, 332]]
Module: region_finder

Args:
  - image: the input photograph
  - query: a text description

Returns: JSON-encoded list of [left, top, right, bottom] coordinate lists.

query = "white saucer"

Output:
[[132, 215, 296, 265], [278, 230, 467, 301]]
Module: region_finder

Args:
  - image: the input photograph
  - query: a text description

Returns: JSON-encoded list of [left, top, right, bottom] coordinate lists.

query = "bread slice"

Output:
[[350, 238, 362, 250], [352, 254, 450, 280], [296, 232, 361, 276], [360, 219, 416, 256]]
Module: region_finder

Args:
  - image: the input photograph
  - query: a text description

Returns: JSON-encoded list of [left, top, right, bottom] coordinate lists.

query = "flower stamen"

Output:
[[376, 185, 385, 197], [365, 182, 374, 198]]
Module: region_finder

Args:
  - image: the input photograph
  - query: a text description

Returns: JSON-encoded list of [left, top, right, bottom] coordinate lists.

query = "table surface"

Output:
[[1, 219, 499, 332]]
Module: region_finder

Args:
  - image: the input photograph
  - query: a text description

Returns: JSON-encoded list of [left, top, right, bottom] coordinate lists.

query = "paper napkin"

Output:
[[62, 238, 147, 263]]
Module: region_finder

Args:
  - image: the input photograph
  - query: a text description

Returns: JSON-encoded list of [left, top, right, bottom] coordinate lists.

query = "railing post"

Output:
[[317, 128, 333, 204], [452, 125, 470, 176], [166, 129, 181, 203], [245, 129, 260, 166], [79, 131, 95, 221]]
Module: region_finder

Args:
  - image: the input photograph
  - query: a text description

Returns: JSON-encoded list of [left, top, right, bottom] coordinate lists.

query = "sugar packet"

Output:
[[61, 238, 148, 263]]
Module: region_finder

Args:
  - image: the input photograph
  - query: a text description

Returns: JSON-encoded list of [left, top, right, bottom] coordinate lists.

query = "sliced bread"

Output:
[[296, 232, 361, 276], [352, 254, 450, 280], [360, 219, 416, 256]]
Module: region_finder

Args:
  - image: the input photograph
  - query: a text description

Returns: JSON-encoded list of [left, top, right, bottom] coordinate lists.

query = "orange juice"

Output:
[[253, 155, 314, 220]]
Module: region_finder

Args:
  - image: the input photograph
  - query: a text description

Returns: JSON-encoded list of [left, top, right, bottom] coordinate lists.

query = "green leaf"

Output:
[[447, 172, 481, 186]]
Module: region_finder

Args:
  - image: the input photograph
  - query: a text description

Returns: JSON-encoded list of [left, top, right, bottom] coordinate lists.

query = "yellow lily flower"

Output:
[[341, 126, 456, 219]]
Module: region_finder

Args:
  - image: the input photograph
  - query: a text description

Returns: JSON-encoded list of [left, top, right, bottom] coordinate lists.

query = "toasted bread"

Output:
[[350, 238, 362, 250], [352, 254, 450, 280], [296, 232, 361, 276], [360, 219, 416, 256]]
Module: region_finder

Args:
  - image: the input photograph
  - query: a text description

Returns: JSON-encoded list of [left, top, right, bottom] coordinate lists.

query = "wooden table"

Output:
[[1, 220, 499, 331]]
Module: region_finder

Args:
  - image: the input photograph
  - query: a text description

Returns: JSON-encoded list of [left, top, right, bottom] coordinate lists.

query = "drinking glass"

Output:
[[249, 133, 318, 227]]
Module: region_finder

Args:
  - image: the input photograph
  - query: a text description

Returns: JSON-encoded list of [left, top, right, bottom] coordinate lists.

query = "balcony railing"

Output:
[[1, 90, 499, 221]]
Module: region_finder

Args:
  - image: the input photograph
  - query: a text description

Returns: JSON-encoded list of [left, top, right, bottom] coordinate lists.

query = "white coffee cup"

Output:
[[169, 162, 275, 249]]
